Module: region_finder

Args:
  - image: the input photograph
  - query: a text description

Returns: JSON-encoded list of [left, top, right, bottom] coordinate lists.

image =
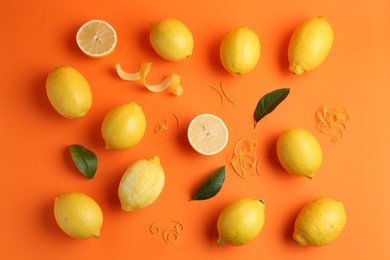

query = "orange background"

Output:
[[1, 0, 390, 259]]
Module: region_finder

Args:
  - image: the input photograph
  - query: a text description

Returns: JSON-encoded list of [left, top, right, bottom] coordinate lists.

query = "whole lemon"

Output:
[[277, 128, 322, 178], [118, 155, 165, 212], [220, 26, 261, 76], [149, 18, 194, 61], [101, 101, 146, 150], [54, 192, 103, 239], [288, 16, 334, 75], [217, 198, 265, 246], [293, 198, 347, 246], [46, 66, 92, 119]]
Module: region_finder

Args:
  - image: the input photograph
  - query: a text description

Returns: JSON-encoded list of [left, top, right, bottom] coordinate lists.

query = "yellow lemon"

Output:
[[46, 66, 92, 119], [149, 18, 194, 61], [101, 101, 146, 150], [76, 20, 117, 58], [277, 128, 322, 178], [220, 26, 261, 76], [288, 16, 334, 75], [293, 198, 347, 246], [217, 199, 265, 246], [54, 192, 103, 239], [118, 155, 165, 212], [187, 114, 228, 155]]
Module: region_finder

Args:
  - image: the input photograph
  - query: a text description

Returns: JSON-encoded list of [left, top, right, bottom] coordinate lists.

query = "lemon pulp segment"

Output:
[[76, 20, 117, 58], [187, 114, 228, 155]]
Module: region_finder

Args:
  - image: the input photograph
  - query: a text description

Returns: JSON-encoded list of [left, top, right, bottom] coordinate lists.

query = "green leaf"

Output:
[[254, 88, 290, 128], [192, 166, 225, 200], [69, 144, 97, 179]]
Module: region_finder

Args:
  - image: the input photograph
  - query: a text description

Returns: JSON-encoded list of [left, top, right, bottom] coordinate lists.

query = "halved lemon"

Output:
[[187, 114, 228, 155], [76, 20, 117, 58]]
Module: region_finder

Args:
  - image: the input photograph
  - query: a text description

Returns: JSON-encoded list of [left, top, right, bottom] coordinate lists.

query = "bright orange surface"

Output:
[[1, 0, 390, 259]]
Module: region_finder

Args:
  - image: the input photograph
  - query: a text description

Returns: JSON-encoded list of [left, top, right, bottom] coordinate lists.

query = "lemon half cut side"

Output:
[[187, 114, 228, 155], [76, 20, 117, 58]]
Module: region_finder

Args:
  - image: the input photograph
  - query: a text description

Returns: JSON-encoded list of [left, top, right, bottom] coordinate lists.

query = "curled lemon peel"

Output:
[[229, 138, 261, 179], [150, 219, 184, 243], [116, 63, 140, 81], [315, 106, 351, 143], [116, 63, 183, 96], [169, 74, 183, 96]]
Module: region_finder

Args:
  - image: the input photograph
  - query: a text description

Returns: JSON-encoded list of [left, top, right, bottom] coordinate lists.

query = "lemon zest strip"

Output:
[[172, 113, 180, 135], [315, 106, 351, 143], [201, 83, 224, 105], [256, 155, 262, 176], [220, 81, 237, 105], [230, 138, 261, 179], [157, 113, 181, 147], [150, 219, 184, 243]]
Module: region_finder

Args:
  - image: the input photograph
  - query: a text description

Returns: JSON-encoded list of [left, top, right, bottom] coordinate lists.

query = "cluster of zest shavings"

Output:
[[154, 113, 180, 147], [229, 137, 262, 179], [315, 106, 351, 143], [201, 81, 237, 106], [116, 63, 183, 96], [150, 219, 184, 243], [155, 118, 169, 133]]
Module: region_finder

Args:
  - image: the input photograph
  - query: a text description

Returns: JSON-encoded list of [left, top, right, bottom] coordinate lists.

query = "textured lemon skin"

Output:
[[149, 18, 194, 61], [277, 128, 322, 178], [46, 66, 92, 119], [118, 155, 165, 212], [288, 16, 334, 75], [220, 26, 261, 76], [101, 102, 146, 150], [217, 199, 265, 246], [54, 192, 103, 239], [293, 198, 347, 246]]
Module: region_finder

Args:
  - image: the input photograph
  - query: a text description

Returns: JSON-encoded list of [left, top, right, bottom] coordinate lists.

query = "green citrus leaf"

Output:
[[69, 144, 97, 179], [254, 88, 290, 128], [192, 166, 225, 200]]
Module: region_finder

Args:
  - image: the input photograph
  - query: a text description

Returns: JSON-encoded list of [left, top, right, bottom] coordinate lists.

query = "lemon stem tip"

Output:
[[149, 155, 161, 164], [293, 233, 307, 246], [217, 238, 225, 246]]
